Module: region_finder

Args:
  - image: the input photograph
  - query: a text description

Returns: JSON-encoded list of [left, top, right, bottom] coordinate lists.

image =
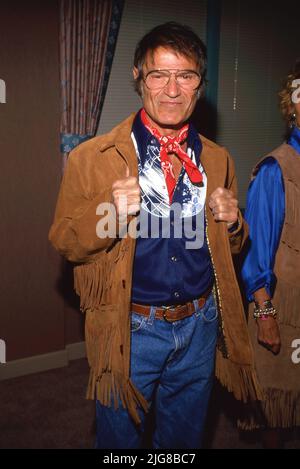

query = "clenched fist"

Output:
[[111, 166, 141, 219], [254, 288, 281, 355], [208, 187, 238, 227]]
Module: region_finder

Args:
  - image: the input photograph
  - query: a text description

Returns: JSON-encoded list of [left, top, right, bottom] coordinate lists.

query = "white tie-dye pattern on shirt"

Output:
[[131, 132, 207, 219]]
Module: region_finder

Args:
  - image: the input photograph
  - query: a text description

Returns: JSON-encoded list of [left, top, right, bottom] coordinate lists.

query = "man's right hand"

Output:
[[111, 167, 141, 219]]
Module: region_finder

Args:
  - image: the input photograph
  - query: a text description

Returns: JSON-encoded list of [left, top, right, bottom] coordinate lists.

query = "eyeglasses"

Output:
[[143, 69, 201, 90]]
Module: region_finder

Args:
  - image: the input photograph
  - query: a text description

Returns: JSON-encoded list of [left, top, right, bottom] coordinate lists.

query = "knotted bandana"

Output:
[[141, 109, 203, 203]]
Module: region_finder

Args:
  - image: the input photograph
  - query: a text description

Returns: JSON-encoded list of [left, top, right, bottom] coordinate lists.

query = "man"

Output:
[[49, 22, 261, 449]]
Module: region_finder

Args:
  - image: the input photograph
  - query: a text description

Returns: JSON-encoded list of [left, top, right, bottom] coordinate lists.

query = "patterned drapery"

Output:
[[59, 0, 124, 160]]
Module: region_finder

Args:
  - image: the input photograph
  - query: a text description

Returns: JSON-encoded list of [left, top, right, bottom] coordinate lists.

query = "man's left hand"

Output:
[[208, 187, 238, 227]]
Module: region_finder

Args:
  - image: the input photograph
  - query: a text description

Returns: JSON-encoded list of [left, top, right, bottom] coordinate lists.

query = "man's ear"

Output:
[[133, 67, 139, 80], [133, 67, 143, 98]]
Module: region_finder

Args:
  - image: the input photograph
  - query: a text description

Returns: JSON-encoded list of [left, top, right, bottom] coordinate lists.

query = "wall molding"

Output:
[[66, 341, 86, 361], [0, 342, 86, 381]]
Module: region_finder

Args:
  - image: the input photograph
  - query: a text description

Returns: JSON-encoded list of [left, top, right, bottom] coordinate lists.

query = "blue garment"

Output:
[[288, 125, 300, 153], [95, 292, 218, 449], [241, 126, 300, 301], [131, 111, 213, 306]]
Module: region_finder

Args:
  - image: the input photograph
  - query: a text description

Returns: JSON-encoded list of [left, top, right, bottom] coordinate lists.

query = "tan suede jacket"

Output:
[[49, 114, 261, 423]]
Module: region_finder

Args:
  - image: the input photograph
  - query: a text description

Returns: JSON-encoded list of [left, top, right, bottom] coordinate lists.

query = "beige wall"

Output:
[[217, 0, 300, 206], [0, 0, 83, 363]]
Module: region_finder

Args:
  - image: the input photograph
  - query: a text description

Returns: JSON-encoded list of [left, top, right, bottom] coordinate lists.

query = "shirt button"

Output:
[[170, 221, 174, 226], [174, 292, 180, 298], [171, 256, 177, 262]]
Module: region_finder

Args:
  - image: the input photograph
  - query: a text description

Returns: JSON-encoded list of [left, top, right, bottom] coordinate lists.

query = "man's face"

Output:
[[133, 47, 200, 135]]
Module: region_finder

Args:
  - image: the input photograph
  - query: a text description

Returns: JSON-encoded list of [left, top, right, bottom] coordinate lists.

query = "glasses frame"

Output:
[[143, 68, 201, 91]]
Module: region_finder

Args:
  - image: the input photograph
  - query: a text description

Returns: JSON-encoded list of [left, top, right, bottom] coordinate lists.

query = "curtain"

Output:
[[59, 0, 124, 163]]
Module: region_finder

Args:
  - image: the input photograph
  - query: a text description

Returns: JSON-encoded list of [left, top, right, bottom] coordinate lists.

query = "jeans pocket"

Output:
[[130, 312, 147, 333], [201, 304, 218, 323], [195, 293, 218, 323]]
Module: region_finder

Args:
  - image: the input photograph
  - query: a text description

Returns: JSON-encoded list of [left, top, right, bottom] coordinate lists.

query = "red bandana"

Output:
[[141, 109, 203, 203]]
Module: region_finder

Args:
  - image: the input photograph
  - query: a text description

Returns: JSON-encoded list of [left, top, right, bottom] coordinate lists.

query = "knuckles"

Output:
[[112, 177, 141, 216], [112, 176, 139, 190], [209, 191, 238, 210]]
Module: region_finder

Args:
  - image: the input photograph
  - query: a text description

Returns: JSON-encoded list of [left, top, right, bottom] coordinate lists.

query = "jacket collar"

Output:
[[97, 113, 139, 177], [96, 112, 225, 192]]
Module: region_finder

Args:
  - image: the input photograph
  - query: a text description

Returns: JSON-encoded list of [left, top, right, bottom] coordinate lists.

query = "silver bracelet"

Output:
[[253, 299, 277, 320]]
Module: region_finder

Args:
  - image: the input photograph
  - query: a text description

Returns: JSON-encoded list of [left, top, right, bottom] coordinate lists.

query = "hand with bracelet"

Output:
[[253, 287, 281, 355]]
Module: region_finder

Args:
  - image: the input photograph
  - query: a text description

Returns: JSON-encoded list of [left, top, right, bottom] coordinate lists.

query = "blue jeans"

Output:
[[95, 292, 218, 449]]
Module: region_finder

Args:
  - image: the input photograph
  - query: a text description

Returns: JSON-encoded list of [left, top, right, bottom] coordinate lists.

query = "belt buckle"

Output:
[[161, 305, 176, 323]]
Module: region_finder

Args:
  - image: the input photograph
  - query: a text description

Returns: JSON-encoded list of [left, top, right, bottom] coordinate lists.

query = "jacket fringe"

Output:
[[86, 369, 149, 425], [74, 245, 149, 425], [215, 348, 263, 402], [85, 316, 149, 425], [74, 254, 115, 311], [238, 388, 300, 430]]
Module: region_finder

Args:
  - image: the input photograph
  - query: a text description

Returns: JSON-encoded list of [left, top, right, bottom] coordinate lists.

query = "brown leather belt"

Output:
[[131, 287, 212, 323]]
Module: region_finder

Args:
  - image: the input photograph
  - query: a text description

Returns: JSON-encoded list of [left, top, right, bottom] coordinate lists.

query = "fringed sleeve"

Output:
[[49, 146, 117, 263]]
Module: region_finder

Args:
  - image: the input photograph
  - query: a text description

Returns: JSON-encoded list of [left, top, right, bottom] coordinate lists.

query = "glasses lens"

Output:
[[145, 70, 200, 90], [145, 71, 170, 90], [176, 71, 200, 89]]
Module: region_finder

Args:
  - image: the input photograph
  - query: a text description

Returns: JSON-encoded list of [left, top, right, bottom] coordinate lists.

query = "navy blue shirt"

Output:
[[131, 110, 214, 306]]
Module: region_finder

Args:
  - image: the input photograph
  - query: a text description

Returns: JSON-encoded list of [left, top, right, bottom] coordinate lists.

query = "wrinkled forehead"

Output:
[[143, 46, 199, 71]]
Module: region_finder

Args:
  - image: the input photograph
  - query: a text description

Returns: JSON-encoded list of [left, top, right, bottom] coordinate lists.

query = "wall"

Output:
[[0, 0, 79, 365], [217, 0, 300, 205]]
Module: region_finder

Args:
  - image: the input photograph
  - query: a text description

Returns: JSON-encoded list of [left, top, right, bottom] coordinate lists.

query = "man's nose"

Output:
[[164, 74, 181, 97]]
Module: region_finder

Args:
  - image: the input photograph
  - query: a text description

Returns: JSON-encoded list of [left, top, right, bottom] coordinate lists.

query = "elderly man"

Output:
[[49, 22, 260, 449]]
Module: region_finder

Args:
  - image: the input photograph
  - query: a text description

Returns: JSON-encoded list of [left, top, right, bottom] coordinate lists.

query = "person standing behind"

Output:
[[241, 61, 300, 448]]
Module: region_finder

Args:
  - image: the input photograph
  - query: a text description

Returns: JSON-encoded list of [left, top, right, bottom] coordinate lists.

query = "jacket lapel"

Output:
[[200, 137, 226, 199]]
